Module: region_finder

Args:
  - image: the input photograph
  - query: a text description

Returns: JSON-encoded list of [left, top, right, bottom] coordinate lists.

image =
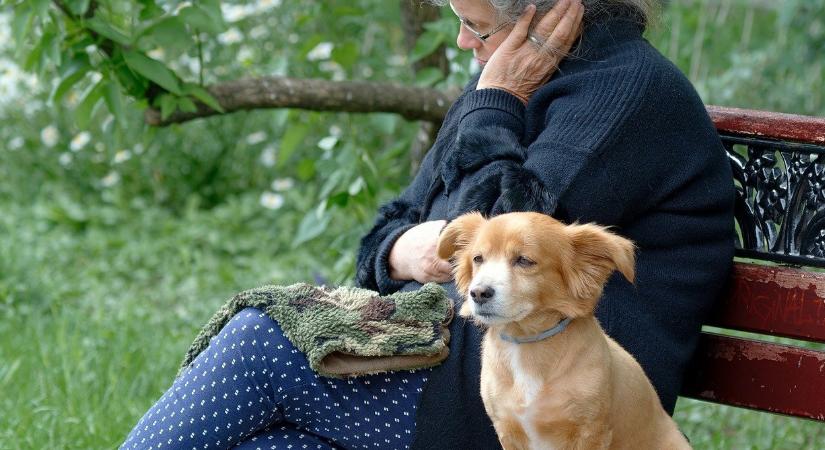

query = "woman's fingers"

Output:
[[506, 3, 537, 45], [532, 0, 572, 38], [543, 0, 583, 54]]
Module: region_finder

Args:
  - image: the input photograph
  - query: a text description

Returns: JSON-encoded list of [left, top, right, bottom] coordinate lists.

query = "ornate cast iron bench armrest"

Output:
[[680, 106, 825, 422]]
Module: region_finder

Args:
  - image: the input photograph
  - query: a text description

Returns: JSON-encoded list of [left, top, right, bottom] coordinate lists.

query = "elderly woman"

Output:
[[123, 0, 733, 448]]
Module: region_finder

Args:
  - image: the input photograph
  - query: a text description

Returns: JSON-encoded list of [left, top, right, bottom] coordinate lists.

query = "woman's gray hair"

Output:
[[428, 0, 657, 28]]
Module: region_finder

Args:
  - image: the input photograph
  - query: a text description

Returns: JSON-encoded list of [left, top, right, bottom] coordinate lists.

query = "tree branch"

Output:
[[145, 77, 460, 126]]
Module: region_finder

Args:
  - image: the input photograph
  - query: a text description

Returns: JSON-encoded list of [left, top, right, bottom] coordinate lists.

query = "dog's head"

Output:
[[437, 212, 635, 325]]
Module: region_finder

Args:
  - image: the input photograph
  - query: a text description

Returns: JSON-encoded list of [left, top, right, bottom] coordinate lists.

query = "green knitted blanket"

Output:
[[179, 283, 453, 378]]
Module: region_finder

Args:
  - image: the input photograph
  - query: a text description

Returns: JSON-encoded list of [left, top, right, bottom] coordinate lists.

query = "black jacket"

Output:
[[356, 16, 735, 450]]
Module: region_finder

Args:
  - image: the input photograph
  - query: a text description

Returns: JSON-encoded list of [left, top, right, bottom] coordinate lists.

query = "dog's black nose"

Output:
[[470, 286, 495, 304]]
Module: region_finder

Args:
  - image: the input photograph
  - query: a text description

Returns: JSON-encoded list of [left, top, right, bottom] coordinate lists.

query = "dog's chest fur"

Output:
[[482, 339, 568, 450]]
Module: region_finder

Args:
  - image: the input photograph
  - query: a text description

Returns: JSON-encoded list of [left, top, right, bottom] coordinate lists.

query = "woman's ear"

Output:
[[563, 223, 636, 304], [436, 212, 486, 260]]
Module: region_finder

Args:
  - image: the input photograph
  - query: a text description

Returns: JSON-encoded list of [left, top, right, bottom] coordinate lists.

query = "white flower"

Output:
[[134, 143, 145, 155], [307, 42, 334, 61], [114, 150, 132, 164], [70, 131, 91, 151], [271, 177, 294, 191], [257, 0, 282, 10], [329, 125, 342, 137], [9, 136, 23, 150], [237, 47, 254, 64], [65, 91, 80, 107], [387, 55, 406, 66], [41, 125, 59, 148], [259, 145, 277, 167], [221, 4, 249, 22], [246, 131, 267, 145], [218, 28, 243, 45], [317, 136, 338, 151], [319, 61, 345, 81], [249, 25, 268, 40], [59, 152, 73, 166], [259, 192, 284, 210], [147, 48, 165, 60], [101, 171, 120, 187]]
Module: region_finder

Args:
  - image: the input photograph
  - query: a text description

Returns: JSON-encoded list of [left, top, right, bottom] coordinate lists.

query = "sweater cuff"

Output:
[[459, 88, 526, 136], [374, 223, 416, 295]]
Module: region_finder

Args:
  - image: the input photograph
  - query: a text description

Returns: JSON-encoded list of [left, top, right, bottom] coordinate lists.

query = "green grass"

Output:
[[0, 195, 362, 449]]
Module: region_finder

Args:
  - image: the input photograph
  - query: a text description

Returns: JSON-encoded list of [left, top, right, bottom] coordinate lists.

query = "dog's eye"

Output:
[[514, 256, 536, 267], [473, 254, 483, 264]]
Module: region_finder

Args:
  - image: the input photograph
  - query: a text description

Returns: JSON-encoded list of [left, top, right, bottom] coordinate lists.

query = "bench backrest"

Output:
[[679, 106, 825, 421]]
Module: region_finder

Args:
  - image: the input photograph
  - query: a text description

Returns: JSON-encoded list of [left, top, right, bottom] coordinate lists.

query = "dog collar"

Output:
[[499, 317, 572, 344]]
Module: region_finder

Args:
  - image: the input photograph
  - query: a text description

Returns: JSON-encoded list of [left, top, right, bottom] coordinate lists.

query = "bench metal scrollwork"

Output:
[[726, 135, 825, 268]]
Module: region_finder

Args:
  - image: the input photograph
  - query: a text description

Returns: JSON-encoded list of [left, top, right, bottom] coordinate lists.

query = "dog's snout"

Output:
[[470, 286, 495, 304]]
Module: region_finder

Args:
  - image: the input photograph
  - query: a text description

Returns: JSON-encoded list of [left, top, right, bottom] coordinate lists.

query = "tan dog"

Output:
[[437, 212, 691, 450]]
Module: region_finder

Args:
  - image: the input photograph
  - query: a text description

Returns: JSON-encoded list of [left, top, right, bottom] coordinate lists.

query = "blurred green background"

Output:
[[1, 0, 824, 448]]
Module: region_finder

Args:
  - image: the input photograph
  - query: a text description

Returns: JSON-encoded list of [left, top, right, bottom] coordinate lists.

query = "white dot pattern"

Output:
[[121, 308, 430, 449]]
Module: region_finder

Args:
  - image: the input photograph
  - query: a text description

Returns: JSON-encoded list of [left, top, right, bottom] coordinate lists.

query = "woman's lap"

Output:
[[122, 307, 429, 449]]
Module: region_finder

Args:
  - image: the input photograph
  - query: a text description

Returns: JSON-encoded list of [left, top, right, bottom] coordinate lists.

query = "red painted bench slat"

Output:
[[680, 333, 825, 421], [706, 263, 825, 343], [707, 105, 825, 145]]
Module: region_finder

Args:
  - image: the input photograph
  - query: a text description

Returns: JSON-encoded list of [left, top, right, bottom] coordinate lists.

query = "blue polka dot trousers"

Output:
[[122, 308, 430, 450]]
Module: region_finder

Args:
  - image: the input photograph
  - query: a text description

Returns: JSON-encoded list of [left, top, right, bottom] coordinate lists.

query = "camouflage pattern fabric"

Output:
[[179, 283, 453, 378]]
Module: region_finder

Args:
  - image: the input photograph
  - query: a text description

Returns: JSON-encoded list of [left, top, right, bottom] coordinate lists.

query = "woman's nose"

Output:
[[456, 25, 481, 51]]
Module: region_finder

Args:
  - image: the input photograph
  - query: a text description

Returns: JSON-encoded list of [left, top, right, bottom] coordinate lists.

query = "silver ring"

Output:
[[527, 34, 544, 47]]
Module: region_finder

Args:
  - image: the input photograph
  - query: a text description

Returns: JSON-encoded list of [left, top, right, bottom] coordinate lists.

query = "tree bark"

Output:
[[144, 77, 459, 126], [399, 0, 450, 172]]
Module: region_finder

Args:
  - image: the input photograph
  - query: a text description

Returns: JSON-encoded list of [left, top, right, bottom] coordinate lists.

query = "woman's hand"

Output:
[[477, 0, 585, 104], [389, 220, 453, 284]]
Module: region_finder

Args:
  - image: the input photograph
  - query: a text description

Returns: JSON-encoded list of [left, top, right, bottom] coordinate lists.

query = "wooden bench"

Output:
[[679, 106, 825, 422]]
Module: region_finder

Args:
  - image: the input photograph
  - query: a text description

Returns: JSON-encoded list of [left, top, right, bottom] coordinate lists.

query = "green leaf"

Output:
[[414, 67, 445, 87], [158, 94, 178, 120], [52, 63, 91, 103], [86, 16, 131, 46], [75, 79, 106, 129], [178, 5, 225, 34], [296, 158, 316, 181], [183, 84, 224, 113], [331, 42, 359, 69], [178, 97, 198, 113], [23, 36, 45, 72], [103, 79, 126, 127], [138, 0, 165, 21], [139, 16, 193, 53], [410, 29, 445, 63], [12, 3, 34, 45], [123, 50, 182, 95], [292, 207, 332, 248], [32, 0, 51, 18], [278, 122, 309, 168], [42, 23, 62, 68], [66, 0, 91, 16]]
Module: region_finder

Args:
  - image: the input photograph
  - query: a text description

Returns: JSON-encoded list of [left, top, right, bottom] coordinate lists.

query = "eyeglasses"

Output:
[[452, 9, 513, 42], [458, 16, 513, 42]]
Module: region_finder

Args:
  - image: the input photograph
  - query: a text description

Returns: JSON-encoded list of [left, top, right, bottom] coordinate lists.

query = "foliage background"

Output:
[[0, 0, 823, 448]]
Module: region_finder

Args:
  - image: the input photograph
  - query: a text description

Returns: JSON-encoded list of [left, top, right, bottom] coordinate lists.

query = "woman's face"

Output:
[[450, 0, 513, 66]]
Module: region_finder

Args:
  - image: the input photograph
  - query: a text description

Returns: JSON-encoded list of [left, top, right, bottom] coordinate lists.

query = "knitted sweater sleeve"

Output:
[[445, 47, 657, 224]]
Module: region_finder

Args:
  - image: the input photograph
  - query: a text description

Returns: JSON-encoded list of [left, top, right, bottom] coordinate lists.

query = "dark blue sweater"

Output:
[[356, 15, 735, 450]]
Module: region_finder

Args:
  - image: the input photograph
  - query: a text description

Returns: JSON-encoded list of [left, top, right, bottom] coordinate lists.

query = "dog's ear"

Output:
[[563, 223, 636, 307], [436, 212, 486, 260], [437, 212, 486, 296]]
